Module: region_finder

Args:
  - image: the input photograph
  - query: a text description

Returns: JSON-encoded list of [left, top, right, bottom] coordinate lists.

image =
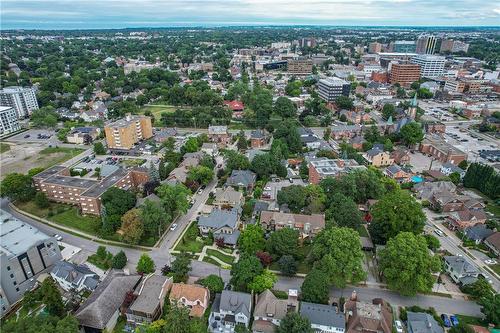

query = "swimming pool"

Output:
[[411, 175, 423, 183]]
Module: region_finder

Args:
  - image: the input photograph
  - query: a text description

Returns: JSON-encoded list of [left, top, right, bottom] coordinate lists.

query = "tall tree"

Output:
[[325, 193, 362, 229], [0, 173, 36, 202], [238, 224, 266, 255], [278, 312, 313, 333], [171, 253, 191, 283], [266, 228, 300, 259], [248, 269, 277, 293], [301, 267, 330, 304], [157, 183, 190, 217], [399, 122, 424, 146], [120, 208, 144, 244], [141, 199, 170, 239], [274, 96, 297, 118], [136, 253, 155, 274], [230, 254, 263, 292]]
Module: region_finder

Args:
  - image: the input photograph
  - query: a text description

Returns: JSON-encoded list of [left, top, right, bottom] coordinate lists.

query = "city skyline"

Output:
[[1, 0, 500, 30]]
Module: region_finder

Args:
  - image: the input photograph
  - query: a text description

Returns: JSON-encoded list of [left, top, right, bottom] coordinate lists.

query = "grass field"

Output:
[[174, 223, 205, 253], [0, 142, 11, 153], [206, 249, 235, 264], [140, 104, 178, 119]]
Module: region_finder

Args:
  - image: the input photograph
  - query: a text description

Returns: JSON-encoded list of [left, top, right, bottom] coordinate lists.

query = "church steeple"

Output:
[[408, 93, 418, 120]]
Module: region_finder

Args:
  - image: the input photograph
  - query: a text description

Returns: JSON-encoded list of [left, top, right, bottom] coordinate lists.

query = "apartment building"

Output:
[[308, 158, 365, 184], [0, 86, 39, 118], [318, 77, 351, 102], [0, 210, 62, 318], [287, 59, 313, 75], [444, 80, 482, 94], [419, 135, 467, 165], [368, 42, 383, 54], [392, 41, 417, 53], [440, 39, 469, 53], [0, 106, 21, 136], [416, 35, 437, 54], [411, 55, 445, 78], [104, 113, 153, 150], [389, 63, 421, 87], [32, 165, 149, 215]]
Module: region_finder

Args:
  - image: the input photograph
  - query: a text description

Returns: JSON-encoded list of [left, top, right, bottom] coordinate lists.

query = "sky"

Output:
[[1, 0, 500, 30]]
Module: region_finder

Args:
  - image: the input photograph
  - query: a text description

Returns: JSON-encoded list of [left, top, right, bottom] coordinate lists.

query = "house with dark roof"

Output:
[[250, 129, 267, 148], [485, 232, 500, 257], [384, 165, 412, 183], [197, 208, 241, 246], [443, 256, 479, 285], [464, 225, 495, 245], [252, 289, 291, 333], [407, 312, 444, 333], [50, 261, 99, 293], [226, 170, 257, 191], [363, 148, 394, 167], [300, 302, 345, 333], [209, 290, 252, 332], [446, 209, 487, 230], [440, 162, 466, 179], [75, 270, 141, 332], [344, 298, 392, 333]]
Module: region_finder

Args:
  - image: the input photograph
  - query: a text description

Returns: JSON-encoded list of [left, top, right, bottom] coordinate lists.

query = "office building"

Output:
[[0, 86, 39, 119], [440, 39, 469, 53], [390, 63, 421, 87], [299, 37, 317, 48], [0, 106, 21, 136], [104, 113, 153, 150], [318, 77, 351, 102], [368, 42, 383, 54], [0, 211, 62, 317], [287, 58, 313, 75], [392, 41, 417, 53], [411, 55, 445, 78], [419, 135, 467, 165], [416, 35, 437, 54]]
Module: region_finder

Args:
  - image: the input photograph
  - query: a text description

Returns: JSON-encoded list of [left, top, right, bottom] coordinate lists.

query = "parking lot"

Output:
[[6, 129, 60, 145], [262, 177, 307, 201], [445, 125, 499, 164]]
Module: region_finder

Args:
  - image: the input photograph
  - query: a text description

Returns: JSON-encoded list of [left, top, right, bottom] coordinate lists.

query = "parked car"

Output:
[[53, 234, 63, 241], [441, 314, 451, 328], [434, 229, 444, 237], [485, 259, 498, 265], [450, 315, 459, 327], [395, 320, 404, 333], [170, 223, 178, 231]]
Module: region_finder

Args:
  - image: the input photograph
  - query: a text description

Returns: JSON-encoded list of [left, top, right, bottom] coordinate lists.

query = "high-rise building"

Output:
[[392, 41, 417, 53], [416, 35, 437, 54], [0, 210, 62, 318], [318, 77, 351, 102], [299, 38, 317, 48], [389, 63, 421, 87], [368, 42, 383, 54], [104, 113, 153, 150], [0, 106, 21, 136], [411, 55, 445, 78], [287, 59, 313, 75], [440, 39, 469, 53], [0, 86, 39, 119]]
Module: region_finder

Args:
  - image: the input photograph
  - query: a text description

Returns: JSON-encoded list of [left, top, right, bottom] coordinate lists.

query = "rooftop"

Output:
[[300, 302, 345, 328], [130, 274, 171, 315]]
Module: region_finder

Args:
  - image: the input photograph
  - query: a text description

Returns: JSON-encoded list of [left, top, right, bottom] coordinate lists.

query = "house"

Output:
[[250, 130, 267, 148], [127, 275, 172, 327], [201, 142, 219, 156], [443, 256, 479, 285], [464, 225, 495, 245], [252, 289, 290, 333], [300, 302, 345, 333], [407, 312, 444, 333], [431, 191, 465, 212], [224, 100, 245, 119], [66, 127, 101, 145], [484, 232, 500, 257], [260, 211, 325, 239], [226, 170, 257, 191], [413, 181, 457, 201], [213, 187, 243, 208], [384, 165, 411, 183], [447, 209, 487, 230], [169, 283, 210, 318], [330, 124, 362, 140], [440, 162, 466, 178], [198, 208, 241, 246], [298, 127, 321, 149], [209, 290, 252, 333], [208, 126, 230, 146], [363, 148, 394, 167], [75, 270, 141, 332], [391, 148, 411, 165], [50, 261, 99, 292], [349, 136, 365, 150], [154, 128, 177, 143], [344, 298, 393, 333], [339, 110, 371, 124]]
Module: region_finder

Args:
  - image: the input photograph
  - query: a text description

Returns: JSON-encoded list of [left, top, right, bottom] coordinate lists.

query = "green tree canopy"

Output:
[[277, 312, 313, 333], [0, 173, 36, 202], [266, 227, 300, 259], [399, 122, 424, 146], [171, 253, 191, 283], [230, 254, 263, 292], [274, 96, 297, 118], [238, 224, 266, 255], [137, 253, 155, 274], [301, 267, 330, 304]]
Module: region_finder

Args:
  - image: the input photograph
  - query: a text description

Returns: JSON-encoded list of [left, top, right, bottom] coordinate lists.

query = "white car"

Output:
[[434, 229, 444, 237], [53, 234, 63, 241], [485, 259, 498, 265], [170, 223, 178, 231], [197, 189, 203, 194], [264, 187, 271, 191], [395, 320, 404, 333]]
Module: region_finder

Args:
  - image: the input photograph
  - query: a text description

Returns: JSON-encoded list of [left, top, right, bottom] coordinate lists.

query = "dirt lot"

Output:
[[0, 142, 83, 178]]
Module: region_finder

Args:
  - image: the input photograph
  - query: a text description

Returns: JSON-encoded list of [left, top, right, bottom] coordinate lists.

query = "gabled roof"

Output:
[[300, 302, 345, 329], [345, 299, 392, 333], [198, 208, 239, 230], [217, 290, 252, 318], [444, 256, 479, 276], [226, 170, 256, 187], [51, 261, 99, 290], [464, 225, 495, 241], [253, 290, 288, 320], [130, 275, 171, 315], [169, 283, 209, 310], [260, 211, 325, 233], [485, 232, 500, 250], [407, 312, 444, 333]]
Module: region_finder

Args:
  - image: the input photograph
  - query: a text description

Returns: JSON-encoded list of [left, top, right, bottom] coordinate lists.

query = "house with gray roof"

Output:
[[407, 312, 444, 333], [213, 187, 243, 208], [198, 208, 241, 246], [443, 255, 479, 285], [440, 162, 466, 179], [50, 261, 99, 293], [75, 270, 141, 332], [252, 289, 291, 333], [209, 290, 252, 333], [464, 225, 495, 245], [300, 302, 345, 333], [226, 170, 257, 191]]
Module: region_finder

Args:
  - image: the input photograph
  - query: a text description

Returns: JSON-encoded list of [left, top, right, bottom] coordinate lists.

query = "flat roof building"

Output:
[[411, 55, 445, 79], [318, 77, 351, 102], [390, 63, 421, 87], [288, 58, 313, 75], [104, 113, 153, 150], [0, 106, 21, 136], [0, 86, 39, 119]]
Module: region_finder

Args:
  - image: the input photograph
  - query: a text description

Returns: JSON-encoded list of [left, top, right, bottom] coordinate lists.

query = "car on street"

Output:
[[485, 259, 497, 265], [24, 134, 30, 138], [289, 178, 293, 183], [395, 320, 404, 333], [450, 315, 459, 327], [441, 314, 451, 328], [53, 234, 63, 241], [197, 189, 203, 194], [434, 229, 444, 237], [170, 223, 178, 231]]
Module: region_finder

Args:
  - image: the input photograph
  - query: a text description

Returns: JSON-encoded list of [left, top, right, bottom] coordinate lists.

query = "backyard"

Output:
[[174, 222, 206, 253]]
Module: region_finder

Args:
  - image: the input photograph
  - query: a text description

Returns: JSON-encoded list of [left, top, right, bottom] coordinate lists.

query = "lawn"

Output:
[[203, 256, 221, 266], [121, 158, 146, 168], [357, 225, 370, 237], [455, 315, 486, 326], [140, 104, 178, 119], [486, 203, 500, 217], [490, 264, 500, 275], [0, 142, 11, 153], [174, 223, 205, 253], [37, 147, 85, 166], [206, 249, 235, 264]]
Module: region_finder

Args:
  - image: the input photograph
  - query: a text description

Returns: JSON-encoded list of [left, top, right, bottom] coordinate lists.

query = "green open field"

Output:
[[206, 249, 235, 264], [0, 142, 11, 153], [140, 104, 178, 119]]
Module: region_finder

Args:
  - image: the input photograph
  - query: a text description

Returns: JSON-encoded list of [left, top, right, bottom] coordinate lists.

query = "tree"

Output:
[[301, 267, 330, 304], [274, 96, 297, 118], [182, 137, 200, 153], [311, 227, 366, 287], [199, 274, 224, 295], [187, 166, 214, 186], [248, 269, 277, 293], [230, 254, 263, 292], [266, 228, 299, 258], [463, 163, 500, 199], [0, 173, 35, 202], [237, 130, 248, 151], [369, 189, 426, 244], [238, 224, 266, 255], [93, 141, 106, 155], [55, 316, 80, 333], [34, 191, 50, 208], [136, 253, 155, 274], [379, 232, 441, 296], [157, 183, 190, 217], [399, 122, 424, 146], [458, 160, 468, 170], [39, 277, 64, 317], [449, 323, 475, 333], [277, 185, 307, 212], [278, 255, 297, 276], [256, 251, 273, 267], [141, 199, 170, 239], [424, 234, 440, 251], [278, 312, 313, 333], [461, 277, 495, 299], [479, 293, 500, 326], [120, 208, 144, 244], [112, 250, 127, 269], [101, 187, 137, 216], [163, 303, 193, 333], [274, 120, 302, 153], [335, 96, 354, 110], [224, 150, 251, 171], [171, 253, 191, 283], [325, 193, 362, 229]]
